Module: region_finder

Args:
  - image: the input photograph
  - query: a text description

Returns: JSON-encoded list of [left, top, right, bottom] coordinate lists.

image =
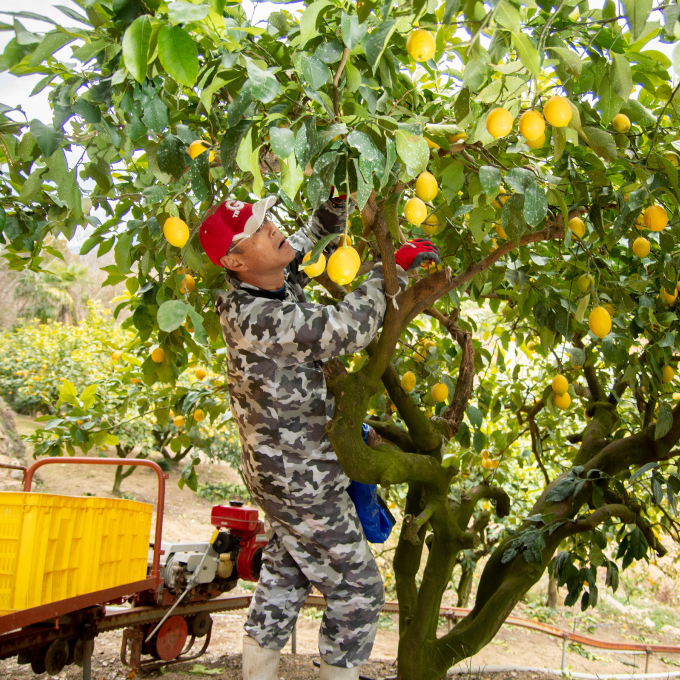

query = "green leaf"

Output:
[[302, 232, 339, 267], [307, 152, 339, 208], [186, 307, 208, 345], [655, 402, 674, 439], [462, 54, 488, 92], [141, 94, 168, 133], [157, 134, 186, 178], [354, 158, 372, 210], [379, 137, 397, 191], [611, 52, 633, 100], [158, 300, 190, 332], [236, 128, 263, 197], [29, 119, 63, 158], [547, 46, 582, 79], [280, 154, 304, 201], [479, 166, 501, 196], [297, 53, 331, 90], [395, 130, 429, 175], [133, 305, 155, 341], [269, 126, 295, 159], [575, 293, 590, 324], [361, 20, 396, 73], [568, 346, 586, 367], [158, 24, 198, 87], [115, 231, 133, 274], [622, 0, 653, 40], [523, 181, 548, 227], [341, 12, 367, 50], [244, 57, 280, 103], [189, 150, 211, 202], [28, 30, 73, 67], [620, 99, 656, 126], [167, 1, 209, 23], [122, 15, 152, 83], [384, 190, 404, 241], [496, 1, 520, 32], [511, 32, 539, 78], [501, 193, 526, 245], [299, 0, 333, 46], [583, 126, 618, 162], [443, 0, 460, 24], [347, 130, 385, 178]]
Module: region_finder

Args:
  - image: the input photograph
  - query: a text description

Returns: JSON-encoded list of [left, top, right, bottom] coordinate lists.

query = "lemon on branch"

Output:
[[577, 274, 593, 292], [164, 216, 190, 248], [401, 371, 416, 393], [416, 171, 438, 202], [173, 415, 185, 427], [422, 214, 440, 235], [644, 205, 668, 231], [195, 367, 207, 380], [663, 288, 677, 305], [181, 273, 195, 294], [151, 347, 165, 363], [495, 223, 508, 239], [612, 114, 631, 133], [302, 251, 326, 277], [486, 107, 513, 139], [194, 409, 205, 422], [404, 197, 427, 225], [406, 29, 436, 62], [543, 96, 572, 127], [526, 133, 546, 149], [492, 187, 508, 209], [188, 140, 215, 162], [568, 217, 585, 238], [552, 374, 569, 396], [327, 246, 361, 285], [432, 382, 448, 402], [554, 393, 571, 410], [589, 306, 612, 339], [632, 237, 650, 258], [663, 366, 675, 383], [519, 110, 545, 141], [112, 350, 122, 362]]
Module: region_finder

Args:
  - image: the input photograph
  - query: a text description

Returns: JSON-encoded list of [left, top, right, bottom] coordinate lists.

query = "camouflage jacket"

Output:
[[216, 198, 407, 507]]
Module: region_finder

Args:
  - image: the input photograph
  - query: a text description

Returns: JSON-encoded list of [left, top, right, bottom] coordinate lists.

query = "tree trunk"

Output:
[[546, 571, 558, 608], [457, 566, 474, 608]]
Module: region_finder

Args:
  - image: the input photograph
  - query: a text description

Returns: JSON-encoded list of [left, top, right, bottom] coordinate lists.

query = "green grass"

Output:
[[196, 481, 251, 504]]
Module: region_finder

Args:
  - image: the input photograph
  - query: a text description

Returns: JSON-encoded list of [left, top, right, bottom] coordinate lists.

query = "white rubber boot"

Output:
[[319, 659, 362, 679], [242, 635, 280, 680]]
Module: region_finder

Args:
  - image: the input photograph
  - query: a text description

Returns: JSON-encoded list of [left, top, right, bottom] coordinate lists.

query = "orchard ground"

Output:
[[3, 414, 680, 680]]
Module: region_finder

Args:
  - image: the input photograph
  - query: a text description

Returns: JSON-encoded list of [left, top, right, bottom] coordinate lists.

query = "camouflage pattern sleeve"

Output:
[[286, 197, 355, 278], [226, 264, 407, 365]]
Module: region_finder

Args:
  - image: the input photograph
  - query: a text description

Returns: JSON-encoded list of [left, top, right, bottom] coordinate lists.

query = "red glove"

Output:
[[394, 239, 441, 271]]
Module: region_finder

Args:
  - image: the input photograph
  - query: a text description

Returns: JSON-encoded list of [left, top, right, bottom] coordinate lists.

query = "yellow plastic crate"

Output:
[[0, 492, 152, 615]]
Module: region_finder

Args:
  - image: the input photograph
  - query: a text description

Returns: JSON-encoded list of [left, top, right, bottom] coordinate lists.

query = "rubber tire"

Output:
[[72, 638, 84, 667], [45, 639, 69, 675], [30, 646, 47, 675], [190, 612, 212, 638]]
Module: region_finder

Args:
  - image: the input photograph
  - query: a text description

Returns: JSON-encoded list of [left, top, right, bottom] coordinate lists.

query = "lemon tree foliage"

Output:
[[4, 0, 680, 675]]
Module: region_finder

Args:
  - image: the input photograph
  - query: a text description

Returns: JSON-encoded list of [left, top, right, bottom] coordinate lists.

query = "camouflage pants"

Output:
[[244, 490, 385, 669]]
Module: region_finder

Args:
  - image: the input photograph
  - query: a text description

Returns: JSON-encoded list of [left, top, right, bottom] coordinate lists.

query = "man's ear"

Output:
[[220, 252, 246, 271]]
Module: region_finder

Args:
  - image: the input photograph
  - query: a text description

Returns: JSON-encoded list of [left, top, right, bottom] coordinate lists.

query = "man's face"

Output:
[[220, 220, 295, 275]]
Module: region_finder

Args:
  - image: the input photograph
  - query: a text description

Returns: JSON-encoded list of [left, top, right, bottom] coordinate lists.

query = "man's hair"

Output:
[[224, 241, 243, 280]]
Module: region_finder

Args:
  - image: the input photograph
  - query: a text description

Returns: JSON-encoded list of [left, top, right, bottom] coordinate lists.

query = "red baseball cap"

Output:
[[199, 195, 278, 267]]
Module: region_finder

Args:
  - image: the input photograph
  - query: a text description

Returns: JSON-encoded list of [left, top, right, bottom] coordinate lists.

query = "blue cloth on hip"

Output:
[[346, 423, 396, 544]]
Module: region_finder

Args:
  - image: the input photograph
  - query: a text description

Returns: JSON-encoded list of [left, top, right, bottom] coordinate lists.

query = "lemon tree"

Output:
[[5, 0, 680, 676]]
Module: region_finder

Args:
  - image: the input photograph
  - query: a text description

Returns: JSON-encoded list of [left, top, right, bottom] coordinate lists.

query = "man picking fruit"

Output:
[[199, 193, 440, 680]]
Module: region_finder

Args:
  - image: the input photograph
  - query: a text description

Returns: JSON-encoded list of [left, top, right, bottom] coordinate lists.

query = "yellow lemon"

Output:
[[577, 274, 593, 292], [603, 302, 616, 317], [112, 350, 122, 362], [519, 110, 545, 141], [416, 171, 438, 202], [496, 223, 508, 239], [526, 132, 545, 149], [527, 340, 536, 351], [406, 29, 436, 62], [589, 306, 612, 339], [663, 288, 677, 305], [552, 374, 569, 396], [425, 137, 440, 149], [195, 367, 207, 380], [194, 409, 205, 422], [568, 217, 585, 238], [486, 107, 514, 139], [422, 214, 440, 235], [181, 273, 195, 294], [492, 187, 509, 209], [432, 382, 449, 402], [188, 140, 215, 162], [151, 348, 165, 363], [404, 197, 428, 225], [663, 365, 675, 383], [554, 392, 571, 410], [449, 132, 467, 143], [481, 448, 490, 459], [644, 205, 668, 232], [612, 114, 631, 133], [327, 246, 361, 285], [302, 251, 327, 277], [163, 216, 190, 248], [173, 415, 185, 427], [663, 152, 679, 168], [482, 458, 493, 470], [635, 213, 645, 230], [632, 237, 650, 258], [543, 96, 572, 127], [401, 371, 416, 393]]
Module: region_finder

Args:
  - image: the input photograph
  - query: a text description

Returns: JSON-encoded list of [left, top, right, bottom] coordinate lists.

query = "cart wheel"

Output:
[[189, 612, 212, 638], [45, 639, 69, 675], [72, 638, 84, 667], [148, 616, 188, 661], [30, 646, 47, 674]]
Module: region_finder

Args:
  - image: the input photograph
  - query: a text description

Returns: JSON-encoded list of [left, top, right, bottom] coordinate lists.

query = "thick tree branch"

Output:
[[365, 418, 417, 452]]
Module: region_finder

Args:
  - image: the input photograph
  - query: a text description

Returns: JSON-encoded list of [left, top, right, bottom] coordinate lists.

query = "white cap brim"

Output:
[[232, 195, 278, 242]]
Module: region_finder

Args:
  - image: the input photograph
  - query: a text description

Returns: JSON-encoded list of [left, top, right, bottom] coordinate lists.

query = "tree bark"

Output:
[[546, 571, 558, 608], [457, 566, 474, 608]]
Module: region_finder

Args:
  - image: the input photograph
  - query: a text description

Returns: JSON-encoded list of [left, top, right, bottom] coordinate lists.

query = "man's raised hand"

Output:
[[394, 239, 442, 271]]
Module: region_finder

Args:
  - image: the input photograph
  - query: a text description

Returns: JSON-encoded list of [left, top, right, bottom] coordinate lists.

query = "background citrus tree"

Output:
[[4, 0, 680, 676]]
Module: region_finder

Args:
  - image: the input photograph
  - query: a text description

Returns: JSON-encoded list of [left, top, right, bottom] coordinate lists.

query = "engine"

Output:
[[154, 501, 268, 598]]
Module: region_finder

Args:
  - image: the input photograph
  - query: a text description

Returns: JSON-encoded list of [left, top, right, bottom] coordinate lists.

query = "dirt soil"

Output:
[[3, 413, 680, 679]]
